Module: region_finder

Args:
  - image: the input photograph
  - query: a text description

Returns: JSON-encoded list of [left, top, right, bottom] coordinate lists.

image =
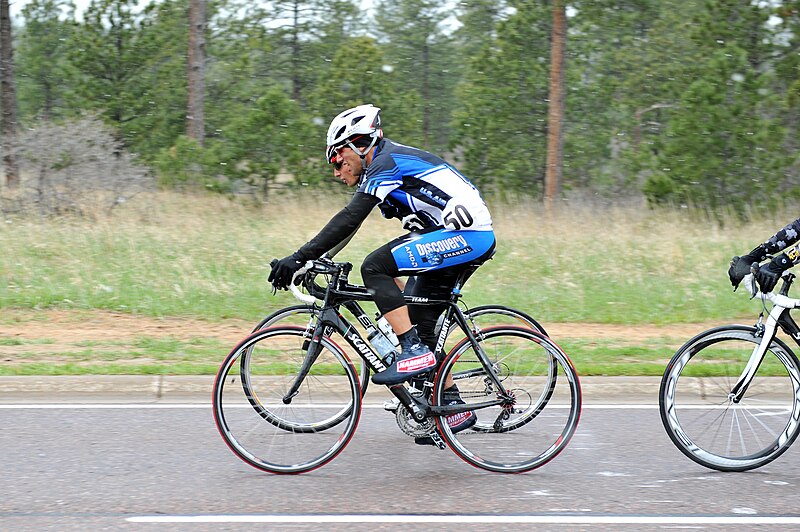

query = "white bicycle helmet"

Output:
[[325, 104, 383, 163]]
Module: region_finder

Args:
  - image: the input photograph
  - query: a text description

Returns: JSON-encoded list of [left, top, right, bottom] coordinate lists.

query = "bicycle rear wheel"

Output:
[[213, 326, 361, 474], [660, 325, 800, 472], [445, 307, 555, 431], [435, 326, 581, 473]]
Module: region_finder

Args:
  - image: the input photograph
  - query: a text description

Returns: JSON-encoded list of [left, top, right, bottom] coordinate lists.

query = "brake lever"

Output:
[[747, 263, 760, 300]]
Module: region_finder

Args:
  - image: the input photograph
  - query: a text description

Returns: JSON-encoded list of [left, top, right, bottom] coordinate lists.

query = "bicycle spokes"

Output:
[[660, 326, 800, 472], [435, 326, 581, 473], [213, 326, 361, 474]]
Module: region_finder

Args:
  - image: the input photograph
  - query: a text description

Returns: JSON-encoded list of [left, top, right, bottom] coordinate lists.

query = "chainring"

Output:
[[395, 404, 436, 438]]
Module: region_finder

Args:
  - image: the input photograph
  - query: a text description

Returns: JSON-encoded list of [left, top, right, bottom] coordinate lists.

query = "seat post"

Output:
[[451, 265, 480, 298], [451, 248, 495, 298]]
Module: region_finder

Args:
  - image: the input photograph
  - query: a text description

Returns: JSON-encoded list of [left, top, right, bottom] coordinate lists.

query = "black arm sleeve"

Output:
[[296, 192, 380, 260], [764, 218, 800, 255]]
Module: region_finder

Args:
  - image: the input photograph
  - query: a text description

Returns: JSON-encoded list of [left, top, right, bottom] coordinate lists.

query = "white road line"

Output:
[[126, 514, 800, 525], [0, 404, 212, 409], [0, 403, 659, 409]]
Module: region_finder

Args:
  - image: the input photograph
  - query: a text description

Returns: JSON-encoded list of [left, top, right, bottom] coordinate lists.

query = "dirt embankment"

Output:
[[0, 309, 724, 349]]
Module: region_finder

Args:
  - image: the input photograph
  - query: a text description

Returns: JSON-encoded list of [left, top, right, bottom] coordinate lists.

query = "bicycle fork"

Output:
[[281, 322, 332, 404], [730, 307, 784, 403]]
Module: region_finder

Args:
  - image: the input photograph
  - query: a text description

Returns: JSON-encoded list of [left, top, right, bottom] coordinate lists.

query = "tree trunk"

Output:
[[0, 0, 19, 188], [291, 0, 301, 102], [633, 103, 673, 148], [544, 0, 566, 214], [421, 39, 430, 149], [187, 0, 206, 145]]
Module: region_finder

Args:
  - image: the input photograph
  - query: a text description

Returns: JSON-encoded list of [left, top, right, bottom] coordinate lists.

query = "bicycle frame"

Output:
[[731, 273, 800, 402], [281, 259, 512, 423]]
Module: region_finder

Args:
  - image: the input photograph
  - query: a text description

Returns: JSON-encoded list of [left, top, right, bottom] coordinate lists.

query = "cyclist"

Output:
[[268, 103, 496, 438], [729, 218, 800, 292]]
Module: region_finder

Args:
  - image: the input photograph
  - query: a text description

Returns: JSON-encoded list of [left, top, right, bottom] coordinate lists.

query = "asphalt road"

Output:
[[2, 387, 800, 531]]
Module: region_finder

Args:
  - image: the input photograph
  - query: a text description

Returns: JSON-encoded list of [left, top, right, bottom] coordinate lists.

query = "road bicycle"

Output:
[[251, 263, 552, 420], [213, 257, 582, 474], [251, 292, 549, 398], [660, 269, 800, 472]]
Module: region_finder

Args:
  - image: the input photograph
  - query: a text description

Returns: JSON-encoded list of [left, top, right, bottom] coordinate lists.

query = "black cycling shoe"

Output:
[[371, 341, 436, 386], [415, 386, 476, 445]]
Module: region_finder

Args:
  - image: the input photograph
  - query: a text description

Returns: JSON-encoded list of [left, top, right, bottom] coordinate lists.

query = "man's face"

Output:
[[332, 146, 363, 187]]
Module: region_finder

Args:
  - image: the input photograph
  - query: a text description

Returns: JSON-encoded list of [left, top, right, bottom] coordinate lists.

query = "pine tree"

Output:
[[643, 0, 790, 212], [16, 0, 78, 122], [452, 0, 551, 194], [0, 0, 18, 187]]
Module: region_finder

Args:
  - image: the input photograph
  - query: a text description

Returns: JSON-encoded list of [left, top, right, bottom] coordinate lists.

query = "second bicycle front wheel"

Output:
[[213, 326, 361, 474], [435, 326, 581, 473], [253, 304, 371, 395], [456, 304, 548, 336], [660, 325, 800, 472]]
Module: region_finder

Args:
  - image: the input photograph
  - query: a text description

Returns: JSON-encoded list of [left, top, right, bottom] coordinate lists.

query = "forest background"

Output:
[[1, 0, 800, 375], [1, 0, 799, 207]]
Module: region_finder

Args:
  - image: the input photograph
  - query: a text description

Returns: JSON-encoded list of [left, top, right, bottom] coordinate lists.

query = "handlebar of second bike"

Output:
[[742, 271, 800, 309]]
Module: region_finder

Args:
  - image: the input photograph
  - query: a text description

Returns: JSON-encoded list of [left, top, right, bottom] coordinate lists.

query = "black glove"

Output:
[[728, 245, 767, 288], [728, 256, 758, 288], [755, 253, 792, 293], [268, 253, 305, 290]]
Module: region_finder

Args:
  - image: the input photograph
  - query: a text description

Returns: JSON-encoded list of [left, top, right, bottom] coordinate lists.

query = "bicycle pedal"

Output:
[[414, 430, 447, 449], [430, 431, 446, 449], [383, 397, 400, 412]]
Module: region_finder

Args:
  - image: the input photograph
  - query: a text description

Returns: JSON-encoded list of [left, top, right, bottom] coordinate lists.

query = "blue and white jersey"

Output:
[[357, 139, 493, 231]]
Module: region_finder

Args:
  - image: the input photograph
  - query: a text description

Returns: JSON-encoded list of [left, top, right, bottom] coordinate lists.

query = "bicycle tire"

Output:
[[659, 325, 800, 472], [451, 304, 548, 337], [435, 326, 581, 473], [251, 304, 317, 332], [213, 326, 361, 474]]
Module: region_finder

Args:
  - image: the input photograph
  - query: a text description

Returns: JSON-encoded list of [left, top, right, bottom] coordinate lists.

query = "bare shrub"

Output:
[[1, 114, 155, 216]]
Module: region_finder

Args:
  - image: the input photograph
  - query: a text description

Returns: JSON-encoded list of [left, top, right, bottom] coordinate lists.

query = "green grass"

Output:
[[2, 362, 223, 376], [0, 191, 775, 324], [1, 191, 798, 375], [0, 325, 789, 377], [0, 334, 230, 376], [559, 338, 674, 376]]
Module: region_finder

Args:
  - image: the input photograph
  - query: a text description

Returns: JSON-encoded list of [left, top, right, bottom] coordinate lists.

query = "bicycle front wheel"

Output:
[[435, 326, 581, 473], [213, 326, 361, 474], [660, 325, 800, 472]]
